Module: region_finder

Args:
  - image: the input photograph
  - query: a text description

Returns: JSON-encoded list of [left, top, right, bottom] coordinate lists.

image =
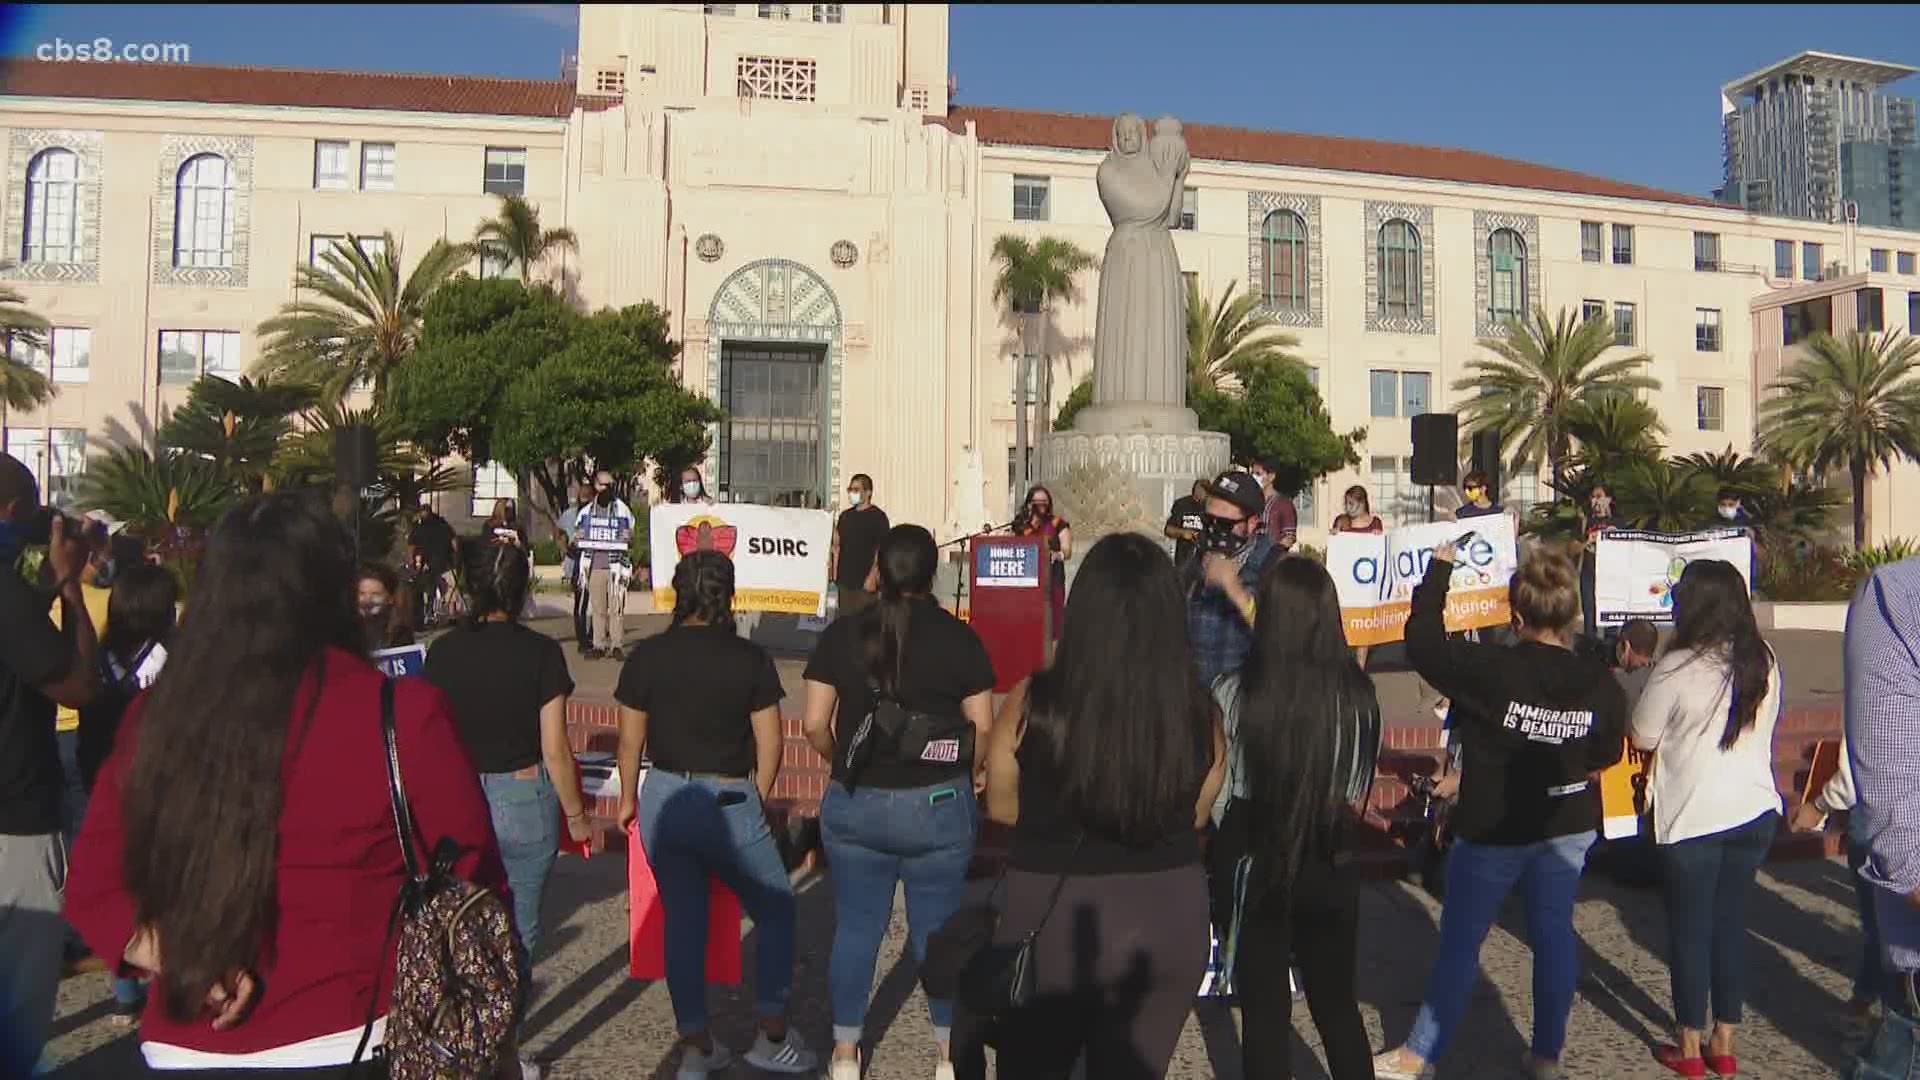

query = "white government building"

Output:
[[2, 4, 1918, 543]]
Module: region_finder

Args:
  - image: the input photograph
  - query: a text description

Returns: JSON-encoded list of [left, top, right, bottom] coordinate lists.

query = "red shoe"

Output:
[[1653, 1044, 1707, 1078], [1705, 1054, 1737, 1076]]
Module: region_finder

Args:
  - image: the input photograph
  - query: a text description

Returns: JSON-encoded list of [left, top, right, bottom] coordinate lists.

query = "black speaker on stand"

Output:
[[334, 423, 378, 559], [1410, 413, 1458, 523]]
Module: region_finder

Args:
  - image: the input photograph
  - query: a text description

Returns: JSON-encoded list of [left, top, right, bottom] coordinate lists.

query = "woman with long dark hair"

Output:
[[803, 525, 996, 1080], [65, 493, 503, 1075], [617, 551, 816, 1077], [1014, 485, 1072, 642], [425, 540, 589, 1076], [1213, 557, 1381, 1079], [1631, 560, 1781, 1078], [1374, 544, 1626, 1080], [982, 532, 1226, 1079], [356, 562, 415, 653]]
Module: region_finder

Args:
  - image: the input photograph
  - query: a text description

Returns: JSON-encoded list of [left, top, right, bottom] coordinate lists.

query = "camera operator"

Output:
[[1187, 470, 1280, 688], [0, 452, 100, 1071]]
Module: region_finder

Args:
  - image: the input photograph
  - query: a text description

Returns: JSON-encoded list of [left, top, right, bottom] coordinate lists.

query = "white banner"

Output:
[[1593, 528, 1752, 626], [649, 503, 833, 616], [1326, 515, 1520, 646]]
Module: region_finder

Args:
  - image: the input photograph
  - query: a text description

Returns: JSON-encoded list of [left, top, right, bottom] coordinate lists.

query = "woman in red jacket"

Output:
[[65, 493, 506, 1076]]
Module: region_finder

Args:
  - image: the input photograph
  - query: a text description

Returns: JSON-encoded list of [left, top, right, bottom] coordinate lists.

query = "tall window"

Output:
[[1873, 249, 1891, 273], [23, 147, 79, 264], [1177, 188, 1198, 231], [0, 429, 81, 510], [355, 235, 388, 264], [1611, 224, 1634, 265], [1697, 386, 1724, 432], [757, 3, 790, 16], [1370, 455, 1416, 523], [1693, 231, 1721, 272], [1012, 175, 1049, 222], [470, 461, 518, 517], [1804, 241, 1824, 281], [1902, 252, 1917, 275], [483, 147, 526, 196], [1580, 221, 1603, 263], [1912, 291, 1920, 333], [1487, 228, 1527, 325], [173, 153, 234, 268], [313, 140, 349, 190], [1261, 209, 1307, 311], [49, 327, 89, 384], [1402, 371, 1432, 416], [309, 234, 346, 270], [360, 142, 396, 191], [1369, 370, 1429, 417], [1581, 299, 1606, 325], [158, 329, 240, 384], [1502, 460, 1540, 518], [1376, 219, 1420, 319], [812, 3, 842, 21], [1369, 371, 1398, 418], [1695, 308, 1722, 352], [1775, 239, 1794, 278], [1859, 288, 1886, 333], [1613, 302, 1636, 347]]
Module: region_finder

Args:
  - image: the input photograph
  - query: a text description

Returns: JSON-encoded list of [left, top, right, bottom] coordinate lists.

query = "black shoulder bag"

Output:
[[840, 682, 975, 791]]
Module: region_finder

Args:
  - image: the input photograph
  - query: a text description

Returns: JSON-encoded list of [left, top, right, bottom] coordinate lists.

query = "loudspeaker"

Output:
[[333, 424, 379, 491], [1410, 413, 1458, 487], [1469, 429, 1503, 495]]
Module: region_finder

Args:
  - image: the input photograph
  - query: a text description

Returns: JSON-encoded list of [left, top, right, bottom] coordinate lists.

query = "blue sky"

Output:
[[3, 4, 1918, 197]]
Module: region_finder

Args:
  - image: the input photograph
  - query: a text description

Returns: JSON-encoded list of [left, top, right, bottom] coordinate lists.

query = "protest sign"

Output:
[[370, 644, 426, 679], [1327, 515, 1519, 647], [577, 514, 633, 553], [1593, 528, 1752, 627], [649, 503, 833, 616]]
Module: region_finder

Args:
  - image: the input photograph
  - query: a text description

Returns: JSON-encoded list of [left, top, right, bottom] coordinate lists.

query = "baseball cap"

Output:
[[1205, 470, 1266, 519]]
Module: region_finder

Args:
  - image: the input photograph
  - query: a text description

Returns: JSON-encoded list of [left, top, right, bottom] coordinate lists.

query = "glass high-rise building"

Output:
[[1719, 51, 1920, 231]]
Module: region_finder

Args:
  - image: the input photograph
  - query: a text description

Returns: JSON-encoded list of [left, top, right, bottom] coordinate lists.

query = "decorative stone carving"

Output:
[[1042, 428, 1231, 541], [1362, 200, 1436, 335], [1246, 191, 1322, 328], [3, 129, 105, 284], [1472, 210, 1542, 338], [695, 233, 724, 262], [829, 239, 858, 268], [706, 259, 845, 498], [151, 134, 255, 289]]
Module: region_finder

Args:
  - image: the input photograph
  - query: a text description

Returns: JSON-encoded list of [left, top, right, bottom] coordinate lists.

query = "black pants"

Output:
[[571, 576, 591, 648], [1236, 855, 1372, 1080]]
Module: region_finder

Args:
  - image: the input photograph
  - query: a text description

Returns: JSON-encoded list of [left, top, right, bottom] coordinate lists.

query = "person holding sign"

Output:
[[579, 471, 637, 661], [1373, 543, 1626, 1080]]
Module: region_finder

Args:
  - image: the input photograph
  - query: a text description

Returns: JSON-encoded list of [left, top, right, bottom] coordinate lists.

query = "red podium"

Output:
[[968, 535, 1051, 692]]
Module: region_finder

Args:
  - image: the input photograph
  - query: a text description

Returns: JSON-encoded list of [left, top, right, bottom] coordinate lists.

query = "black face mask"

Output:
[[595, 490, 613, 507], [1198, 513, 1250, 556]]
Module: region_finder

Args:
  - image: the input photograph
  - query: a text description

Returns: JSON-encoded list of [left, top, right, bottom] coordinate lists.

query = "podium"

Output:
[[968, 535, 1051, 692]]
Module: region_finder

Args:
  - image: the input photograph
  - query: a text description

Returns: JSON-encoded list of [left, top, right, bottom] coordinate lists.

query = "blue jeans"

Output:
[[819, 780, 977, 1045], [636, 770, 796, 1036], [1407, 831, 1596, 1064], [1856, 976, 1920, 1079], [1853, 836, 1888, 1005], [1657, 811, 1777, 1030], [480, 768, 560, 996]]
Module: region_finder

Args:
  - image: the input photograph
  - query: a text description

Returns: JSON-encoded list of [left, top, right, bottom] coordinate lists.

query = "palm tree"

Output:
[[990, 235, 1097, 494], [1673, 446, 1778, 498], [1456, 306, 1660, 493], [1186, 278, 1303, 399], [78, 445, 242, 540], [156, 375, 319, 490], [0, 281, 53, 411], [254, 232, 468, 403], [1759, 329, 1920, 547], [471, 194, 578, 285], [1615, 458, 1714, 532], [1562, 394, 1664, 485]]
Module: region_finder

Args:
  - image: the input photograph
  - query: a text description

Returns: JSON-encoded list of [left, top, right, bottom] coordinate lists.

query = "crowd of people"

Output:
[[0, 443, 1909, 1080]]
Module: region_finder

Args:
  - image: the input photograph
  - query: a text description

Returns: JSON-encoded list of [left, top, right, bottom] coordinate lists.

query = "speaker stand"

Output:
[[1427, 484, 1436, 524]]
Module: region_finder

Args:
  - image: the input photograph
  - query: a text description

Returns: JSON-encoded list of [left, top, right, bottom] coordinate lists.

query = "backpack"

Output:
[[353, 679, 520, 1079], [76, 642, 156, 793]]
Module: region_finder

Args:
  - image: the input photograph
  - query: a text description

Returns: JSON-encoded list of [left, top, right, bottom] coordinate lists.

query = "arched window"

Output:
[[23, 148, 79, 264], [1488, 228, 1527, 325], [1261, 209, 1307, 311], [1377, 219, 1420, 319], [174, 153, 234, 269]]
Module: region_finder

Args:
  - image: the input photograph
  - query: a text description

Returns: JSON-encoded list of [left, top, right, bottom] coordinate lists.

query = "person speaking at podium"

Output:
[[1012, 486, 1072, 642]]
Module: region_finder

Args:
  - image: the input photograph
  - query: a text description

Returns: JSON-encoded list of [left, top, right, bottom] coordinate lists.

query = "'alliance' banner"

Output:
[[1593, 528, 1752, 627], [649, 503, 833, 616], [1327, 516, 1519, 647]]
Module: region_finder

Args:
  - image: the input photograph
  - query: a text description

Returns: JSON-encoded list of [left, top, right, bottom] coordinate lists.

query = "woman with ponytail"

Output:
[[614, 550, 816, 1077], [1630, 559, 1781, 1079], [802, 525, 996, 1080]]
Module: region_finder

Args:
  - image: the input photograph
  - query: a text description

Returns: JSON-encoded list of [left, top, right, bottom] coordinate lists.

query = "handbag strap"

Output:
[[352, 678, 414, 1069]]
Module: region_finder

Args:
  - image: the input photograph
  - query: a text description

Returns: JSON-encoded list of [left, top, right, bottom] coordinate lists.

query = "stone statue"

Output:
[[1082, 113, 1193, 433]]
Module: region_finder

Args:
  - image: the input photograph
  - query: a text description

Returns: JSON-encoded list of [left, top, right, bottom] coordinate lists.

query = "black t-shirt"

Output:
[[424, 621, 573, 774], [803, 598, 995, 788], [616, 624, 784, 776], [1456, 501, 1505, 519], [408, 515, 456, 575], [1165, 495, 1204, 566], [835, 506, 891, 591], [0, 572, 69, 835]]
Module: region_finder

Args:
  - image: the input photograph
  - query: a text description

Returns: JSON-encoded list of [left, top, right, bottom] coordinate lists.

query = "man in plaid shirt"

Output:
[[1188, 470, 1278, 688], [1849, 557, 1920, 1077]]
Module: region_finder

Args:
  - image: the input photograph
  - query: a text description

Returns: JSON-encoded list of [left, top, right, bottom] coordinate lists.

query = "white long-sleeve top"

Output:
[[1818, 732, 1857, 812], [1630, 645, 1783, 845]]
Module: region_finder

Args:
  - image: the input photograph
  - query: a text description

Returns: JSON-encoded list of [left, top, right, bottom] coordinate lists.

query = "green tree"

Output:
[[1053, 375, 1093, 432], [156, 375, 319, 490], [253, 232, 469, 403], [78, 446, 242, 581], [471, 194, 578, 285], [0, 281, 52, 411], [492, 303, 721, 516], [1759, 329, 1920, 547], [1614, 458, 1714, 531], [1456, 306, 1659, 491], [1562, 394, 1664, 487], [1186, 278, 1302, 399], [1199, 365, 1363, 499], [990, 235, 1097, 488], [1673, 446, 1779, 499]]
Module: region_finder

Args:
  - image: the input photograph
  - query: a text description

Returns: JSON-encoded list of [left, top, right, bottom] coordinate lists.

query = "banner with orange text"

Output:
[[1327, 516, 1518, 647]]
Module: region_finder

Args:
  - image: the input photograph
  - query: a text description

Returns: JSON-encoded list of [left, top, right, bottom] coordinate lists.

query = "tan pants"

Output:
[[588, 566, 624, 651]]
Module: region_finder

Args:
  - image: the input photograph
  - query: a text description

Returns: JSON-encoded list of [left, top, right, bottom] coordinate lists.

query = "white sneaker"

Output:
[[935, 1062, 956, 1080], [676, 1040, 735, 1079], [829, 1057, 861, 1080], [519, 1058, 547, 1080], [1370, 1049, 1432, 1080], [745, 1029, 818, 1074]]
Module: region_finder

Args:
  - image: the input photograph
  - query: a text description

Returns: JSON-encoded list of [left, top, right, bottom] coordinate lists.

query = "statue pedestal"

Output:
[[1070, 402, 1201, 436], [1039, 427, 1230, 545]]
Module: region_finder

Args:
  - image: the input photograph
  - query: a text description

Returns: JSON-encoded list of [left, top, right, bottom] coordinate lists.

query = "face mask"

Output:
[[1252, 473, 1272, 491], [1345, 501, 1364, 517], [1718, 505, 1739, 520], [360, 600, 387, 619], [596, 490, 613, 507], [92, 558, 117, 590], [1199, 514, 1250, 557], [683, 481, 702, 498], [848, 491, 863, 507], [1591, 497, 1612, 515]]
